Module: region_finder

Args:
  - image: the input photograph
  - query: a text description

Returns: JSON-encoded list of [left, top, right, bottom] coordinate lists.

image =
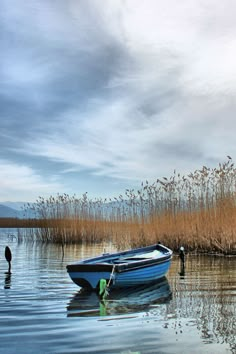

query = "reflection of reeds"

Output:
[[167, 256, 236, 349], [15, 158, 236, 253]]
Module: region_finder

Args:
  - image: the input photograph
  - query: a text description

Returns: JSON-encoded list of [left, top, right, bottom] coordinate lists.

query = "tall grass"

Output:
[[21, 158, 236, 254]]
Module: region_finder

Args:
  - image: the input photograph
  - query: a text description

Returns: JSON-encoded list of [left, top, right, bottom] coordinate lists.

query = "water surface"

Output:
[[0, 232, 235, 353]]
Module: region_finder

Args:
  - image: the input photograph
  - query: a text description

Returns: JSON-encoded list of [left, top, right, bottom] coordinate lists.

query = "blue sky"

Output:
[[1, 0, 236, 202]]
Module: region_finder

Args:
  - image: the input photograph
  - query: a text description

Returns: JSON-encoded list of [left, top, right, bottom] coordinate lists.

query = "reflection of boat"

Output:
[[66, 243, 172, 289], [67, 277, 172, 317]]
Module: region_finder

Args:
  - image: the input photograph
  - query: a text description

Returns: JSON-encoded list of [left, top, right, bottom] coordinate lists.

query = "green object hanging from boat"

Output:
[[99, 278, 108, 299]]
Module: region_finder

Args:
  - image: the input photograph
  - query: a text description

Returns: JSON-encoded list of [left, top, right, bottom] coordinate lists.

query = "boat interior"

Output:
[[89, 249, 163, 265]]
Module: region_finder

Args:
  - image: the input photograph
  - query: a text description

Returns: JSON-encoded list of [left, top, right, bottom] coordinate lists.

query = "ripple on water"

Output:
[[0, 237, 235, 353]]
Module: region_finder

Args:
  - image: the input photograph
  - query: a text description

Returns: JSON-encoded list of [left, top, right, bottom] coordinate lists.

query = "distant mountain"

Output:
[[1, 201, 27, 211], [0, 202, 30, 218], [0, 204, 20, 218], [0, 202, 37, 218]]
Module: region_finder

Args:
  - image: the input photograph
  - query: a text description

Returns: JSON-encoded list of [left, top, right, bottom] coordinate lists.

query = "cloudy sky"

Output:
[[1, 0, 236, 202]]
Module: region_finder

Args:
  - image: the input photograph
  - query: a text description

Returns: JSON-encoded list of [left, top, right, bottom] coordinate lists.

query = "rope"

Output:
[[99, 264, 116, 300], [107, 264, 116, 288]]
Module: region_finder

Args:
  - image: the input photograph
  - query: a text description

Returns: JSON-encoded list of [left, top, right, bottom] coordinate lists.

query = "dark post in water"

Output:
[[179, 246, 185, 276], [5, 246, 12, 274]]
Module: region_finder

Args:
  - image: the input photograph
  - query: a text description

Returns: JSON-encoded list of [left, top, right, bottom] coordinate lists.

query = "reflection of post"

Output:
[[179, 246, 185, 277], [179, 262, 185, 277], [4, 272, 11, 289]]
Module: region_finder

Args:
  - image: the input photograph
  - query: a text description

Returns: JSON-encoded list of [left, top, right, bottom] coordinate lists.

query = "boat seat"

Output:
[[111, 250, 162, 264], [122, 257, 147, 261], [122, 250, 161, 261]]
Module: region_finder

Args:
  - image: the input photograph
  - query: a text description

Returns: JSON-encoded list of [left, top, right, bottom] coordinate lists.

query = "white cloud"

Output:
[[0, 160, 63, 201], [2, 0, 236, 201]]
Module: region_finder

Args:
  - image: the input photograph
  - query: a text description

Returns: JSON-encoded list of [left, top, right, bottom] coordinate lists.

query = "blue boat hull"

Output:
[[67, 243, 172, 289], [68, 259, 171, 289], [113, 259, 171, 287]]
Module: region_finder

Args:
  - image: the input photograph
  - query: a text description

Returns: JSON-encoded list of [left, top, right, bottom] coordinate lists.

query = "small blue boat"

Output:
[[66, 243, 172, 290]]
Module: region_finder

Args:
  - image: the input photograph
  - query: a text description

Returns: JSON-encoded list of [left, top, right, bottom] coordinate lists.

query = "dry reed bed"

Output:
[[20, 158, 236, 254]]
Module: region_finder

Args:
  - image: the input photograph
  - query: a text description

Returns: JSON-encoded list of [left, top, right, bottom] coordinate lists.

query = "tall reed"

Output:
[[20, 158, 236, 254]]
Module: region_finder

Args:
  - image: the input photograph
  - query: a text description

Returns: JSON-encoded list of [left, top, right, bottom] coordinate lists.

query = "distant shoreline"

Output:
[[1, 217, 236, 256]]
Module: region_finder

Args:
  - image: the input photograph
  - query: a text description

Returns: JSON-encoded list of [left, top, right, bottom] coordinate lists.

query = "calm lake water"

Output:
[[0, 231, 236, 354]]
